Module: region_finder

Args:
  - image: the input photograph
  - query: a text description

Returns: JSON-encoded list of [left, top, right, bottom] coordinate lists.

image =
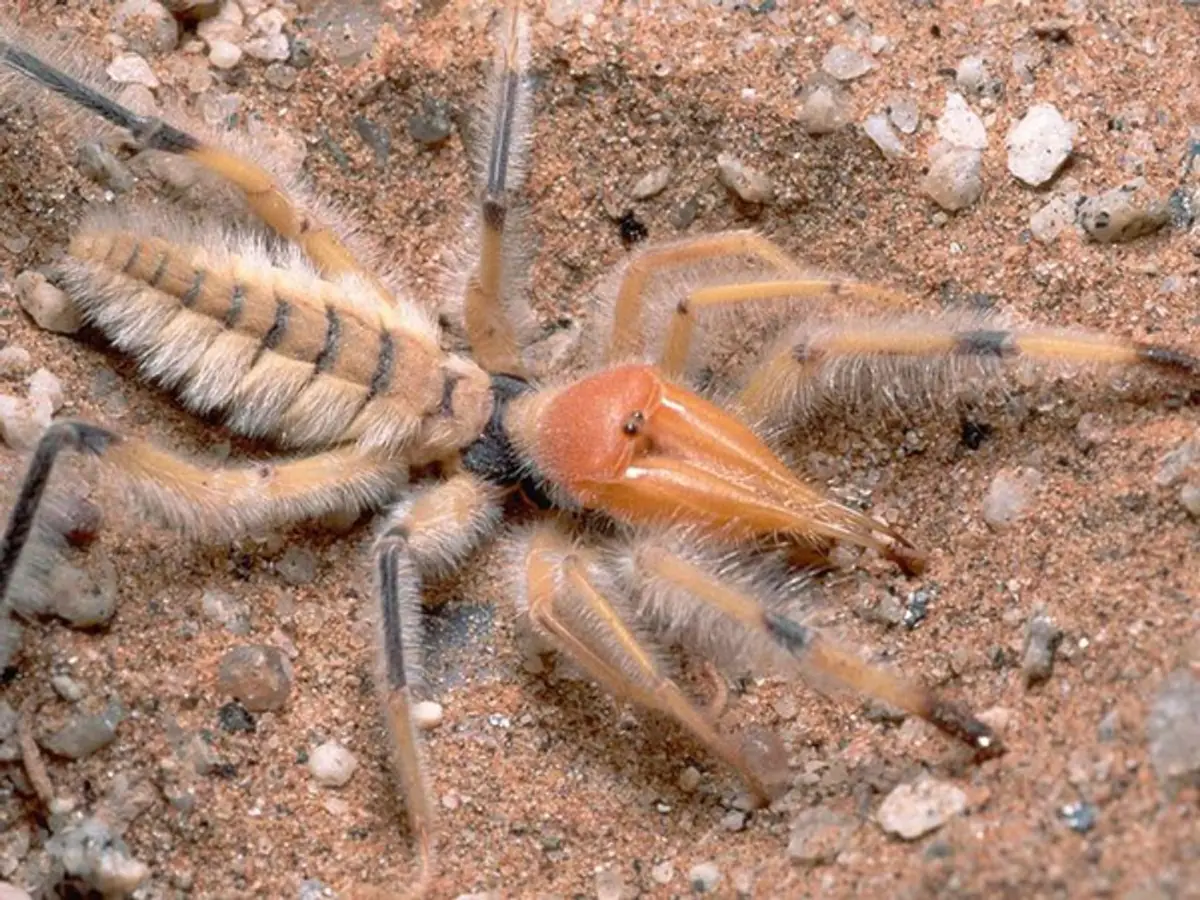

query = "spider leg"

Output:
[[518, 523, 780, 804], [0, 37, 392, 302], [0, 421, 407, 602], [460, 0, 533, 376], [738, 316, 1200, 423], [607, 231, 796, 362], [369, 473, 504, 896], [660, 277, 910, 378], [631, 542, 999, 756]]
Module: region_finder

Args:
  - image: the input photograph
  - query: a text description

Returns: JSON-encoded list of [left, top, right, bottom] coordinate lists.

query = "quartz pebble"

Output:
[[982, 467, 1042, 530], [1030, 193, 1079, 243], [15, 271, 82, 334], [412, 700, 444, 731], [1006, 104, 1075, 186], [631, 166, 671, 200], [716, 153, 774, 204], [309, 741, 359, 788], [1180, 482, 1200, 518], [821, 45, 873, 81], [208, 39, 243, 70], [27, 368, 63, 413], [39, 700, 124, 760], [50, 557, 118, 629], [106, 53, 160, 89], [877, 776, 966, 839], [111, 0, 179, 55], [796, 80, 850, 135], [787, 805, 858, 865], [922, 149, 983, 212], [887, 97, 920, 134], [1022, 610, 1063, 686], [937, 92, 988, 151], [1147, 668, 1200, 788], [863, 114, 908, 159], [1079, 183, 1170, 243], [0, 346, 32, 377]]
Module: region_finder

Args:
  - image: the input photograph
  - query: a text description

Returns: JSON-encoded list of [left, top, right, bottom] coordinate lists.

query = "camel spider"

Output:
[[2, 2, 1198, 897]]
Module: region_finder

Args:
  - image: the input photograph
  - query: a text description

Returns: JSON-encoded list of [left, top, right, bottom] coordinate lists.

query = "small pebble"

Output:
[[876, 776, 967, 839], [200, 588, 251, 634], [630, 165, 671, 200], [76, 142, 136, 193], [244, 33, 290, 62], [887, 97, 920, 134], [39, 700, 124, 760], [1022, 610, 1063, 686], [208, 39, 243, 70], [1146, 667, 1200, 788], [412, 700, 444, 731], [937, 92, 989, 150], [1006, 104, 1075, 187], [276, 545, 317, 586], [594, 865, 624, 900], [982, 466, 1042, 530], [716, 153, 774, 204], [688, 861, 721, 894], [27, 368, 63, 413], [0, 346, 32, 377], [1059, 801, 1097, 833], [0, 702, 15, 741], [863, 114, 908, 159], [309, 741, 358, 788], [1180, 481, 1200, 518], [1079, 183, 1170, 243], [796, 80, 850, 135], [922, 148, 983, 212], [51, 675, 85, 703], [106, 53, 160, 89], [1030, 193, 1080, 243], [50, 557, 118, 628], [678, 766, 702, 793], [720, 809, 746, 832], [955, 56, 988, 95], [408, 99, 453, 145], [821, 45, 873, 81], [787, 805, 858, 865], [264, 62, 298, 90], [217, 701, 255, 734], [217, 645, 293, 712], [111, 0, 179, 55], [650, 861, 674, 885], [1155, 434, 1199, 487], [0, 392, 50, 451], [14, 271, 82, 334]]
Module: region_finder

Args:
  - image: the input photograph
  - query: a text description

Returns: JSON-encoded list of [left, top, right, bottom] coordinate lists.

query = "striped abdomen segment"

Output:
[[58, 228, 481, 454]]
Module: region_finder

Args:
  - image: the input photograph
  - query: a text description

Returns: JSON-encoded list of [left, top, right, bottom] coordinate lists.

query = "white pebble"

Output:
[[1029, 193, 1080, 243], [716, 153, 774, 204], [106, 53, 159, 89], [0, 392, 51, 451], [630, 165, 671, 201], [412, 700, 444, 731], [244, 33, 290, 62], [982, 467, 1043, 530], [27, 368, 64, 414], [207, 39, 243, 70], [1180, 482, 1200, 519], [922, 148, 983, 212], [0, 346, 32, 377], [862, 114, 908, 159], [796, 82, 850, 135], [937, 92, 988, 150], [821, 45, 874, 81], [887, 97, 920, 134], [955, 56, 988, 95], [877, 776, 967, 839], [309, 741, 358, 788], [688, 861, 721, 894], [1006, 104, 1075, 187], [15, 271, 82, 334]]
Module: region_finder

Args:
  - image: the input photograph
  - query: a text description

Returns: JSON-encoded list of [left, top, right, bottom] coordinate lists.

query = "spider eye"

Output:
[[622, 410, 645, 436]]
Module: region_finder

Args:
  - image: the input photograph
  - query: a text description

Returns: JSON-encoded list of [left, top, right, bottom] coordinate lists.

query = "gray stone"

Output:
[[200, 588, 251, 634], [688, 861, 720, 894], [111, 0, 180, 55], [1022, 610, 1063, 686], [1079, 184, 1170, 243], [716, 153, 774, 204], [1147, 668, 1200, 789], [217, 645, 293, 712], [408, 99, 453, 145], [630, 165, 671, 200], [887, 97, 920, 135], [1030, 193, 1079, 243], [797, 80, 850, 135], [309, 741, 358, 788], [922, 148, 983, 212], [863, 114, 908, 159], [50, 556, 119, 629], [14, 271, 82, 334], [982, 466, 1042, 531], [276, 545, 317, 586], [787, 806, 858, 865], [106, 53, 160, 89], [821, 45, 874, 81], [39, 700, 124, 759], [876, 776, 967, 839], [76, 143, 136, 193], [1180, 481, 1200, 518]]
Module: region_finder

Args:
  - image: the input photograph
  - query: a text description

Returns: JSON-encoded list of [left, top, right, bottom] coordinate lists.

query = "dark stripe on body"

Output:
[[955, 329, 1016, 357], [223, 284, 245, 328], [121, 241, 141, 274], [376, 539, 409, 689], [181, 270, 205, 307], [368, 329, 396, 399], [764, 612, 813, 656], [314, 306, 341, 373], [148, 251, 170, 288]]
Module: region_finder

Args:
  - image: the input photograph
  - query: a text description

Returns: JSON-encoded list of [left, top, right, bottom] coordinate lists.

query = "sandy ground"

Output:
[[1, 1, 1198, 898]]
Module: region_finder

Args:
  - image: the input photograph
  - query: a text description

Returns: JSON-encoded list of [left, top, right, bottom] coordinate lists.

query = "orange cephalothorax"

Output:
[[528, 364, 917, 565]]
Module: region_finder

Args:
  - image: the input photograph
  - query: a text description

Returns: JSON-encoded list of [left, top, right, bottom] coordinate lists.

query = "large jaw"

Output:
[[530, 365, 923, 572]]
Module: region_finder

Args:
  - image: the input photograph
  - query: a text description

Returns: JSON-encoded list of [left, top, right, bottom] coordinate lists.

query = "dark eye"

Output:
[[622, 410, 645, 436]]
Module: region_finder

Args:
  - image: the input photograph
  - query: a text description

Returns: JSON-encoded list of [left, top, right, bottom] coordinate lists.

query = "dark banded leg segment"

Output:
[[368, 474, 503, 897], [739, 320, 1200, 422], [462, 1, 529, 376], [638, 547, 1001, 758]]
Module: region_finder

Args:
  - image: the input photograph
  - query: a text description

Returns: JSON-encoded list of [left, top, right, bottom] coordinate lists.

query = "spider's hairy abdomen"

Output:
[[57, 221, 492, 457]]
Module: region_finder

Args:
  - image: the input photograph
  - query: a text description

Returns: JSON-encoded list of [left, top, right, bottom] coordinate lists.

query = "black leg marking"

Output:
[[1137, 343, 1200, 377], [121, 241, 141, 275], [926, 700, 1003, 758], [0, 43, 199, 154], [314, 305, 342, 374], [223, 283, 246, 329], [0, 422, 117, 600], [148, 250, 170, 288], [181, 270, 205, 308], [376, 538, 410, 690], [763, 612, 813, 657], [955, 330, 1016, 358], [367, 328, 396, 400]]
